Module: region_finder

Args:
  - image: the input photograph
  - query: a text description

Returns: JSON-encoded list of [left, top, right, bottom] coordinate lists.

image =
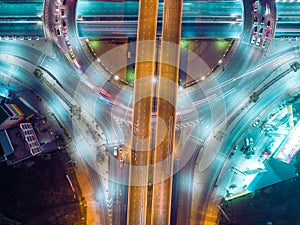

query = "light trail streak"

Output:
[[206, 51, 299, 95], [272, 54, 296, 66], [214, 87, 236, 102], [191, 94, 217, 107]]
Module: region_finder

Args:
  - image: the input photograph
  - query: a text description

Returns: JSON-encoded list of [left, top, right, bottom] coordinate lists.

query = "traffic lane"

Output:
[[276, 2, 300, 15], [0, 22, 44, 37], [62, 0, 124, 92], [181, 1, 242, 16], [0, 39, 82, 102], [171, 145, 200, 225], [110, 154, 128, 225], [189, 144, 226, 223], [189, 42, 263, 102], [40, 55, 81, 97], [151, 0, 182, 222], [127, 0, 158, 223], [83, 158, 110, 225], [77, 1, 241, 18], [184, 49, 300, 139], [77, 21, 242, 38], [0, 41, 47, 64], [275, 23, 300, 37], [217, 49, 297, 116], [108, 154, 121, 225], [77, 1, 138, 17], [0, 2, 43, 17]]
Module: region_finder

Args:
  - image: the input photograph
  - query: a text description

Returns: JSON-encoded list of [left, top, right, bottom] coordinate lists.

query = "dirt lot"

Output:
[[0, 151, 85, 225]]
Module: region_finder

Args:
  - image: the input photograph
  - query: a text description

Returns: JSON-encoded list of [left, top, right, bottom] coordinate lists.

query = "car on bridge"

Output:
[[251, 35, 256, 44], [66, 40, 71, 49], [256, 37, 261, 46], [69, 50, 75, 58], [244, 138, 250, 147], [55, 14, 59, 23], [61, 9, 65, 17], [253, 25, 258, 34], [55, 26, 61, 36], [265, 29, 270, 39], [113, 147, 118, 156], [120, 159, 124, 168], [258, 27, 264, 36], [253, 16, 258, 25], [55, 4, 59, 12], [62, 20, 67, 28], [253, 0, 258, 12]]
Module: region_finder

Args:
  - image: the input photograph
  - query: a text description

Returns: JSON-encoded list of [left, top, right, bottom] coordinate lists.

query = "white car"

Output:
[[258, 27, 264, 36], [113, 147, 118, 156], [253, 0, 258, 12], [55, 4, 59, 12], [256, 37, 261, 46], [251, 35, 256, 44]]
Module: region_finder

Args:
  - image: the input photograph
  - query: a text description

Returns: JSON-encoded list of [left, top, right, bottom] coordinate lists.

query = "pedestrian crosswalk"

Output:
[[113, 115, 201, 130]]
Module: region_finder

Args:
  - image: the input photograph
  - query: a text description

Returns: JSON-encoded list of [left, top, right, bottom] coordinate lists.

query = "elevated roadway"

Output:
[[76, 1, 242, 19], [76, 0, 300, 38], [275, 2, 300, 37], [0, 0, 44, 38], [77, 21, 243, 38], [1, 1, 300, 39], [126, 0, 158, 224], [77, 0, 242, 38], [151, 0, 182, 224]]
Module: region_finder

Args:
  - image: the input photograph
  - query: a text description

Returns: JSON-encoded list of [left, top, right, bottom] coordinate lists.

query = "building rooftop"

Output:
[[0, 130, 14, 156], [0, 106, 9, 125], [11, 97, 35, 120], [4, 125, 39, 165], [248, 157, 297, 192]]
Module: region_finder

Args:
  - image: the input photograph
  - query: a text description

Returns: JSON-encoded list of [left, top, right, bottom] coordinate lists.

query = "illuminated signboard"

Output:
[[275, 121, 300, 163]]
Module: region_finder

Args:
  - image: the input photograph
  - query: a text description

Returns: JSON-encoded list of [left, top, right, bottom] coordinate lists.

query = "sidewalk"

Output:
[[72, 107, 110, 196], [71, 146, 101, 225]]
